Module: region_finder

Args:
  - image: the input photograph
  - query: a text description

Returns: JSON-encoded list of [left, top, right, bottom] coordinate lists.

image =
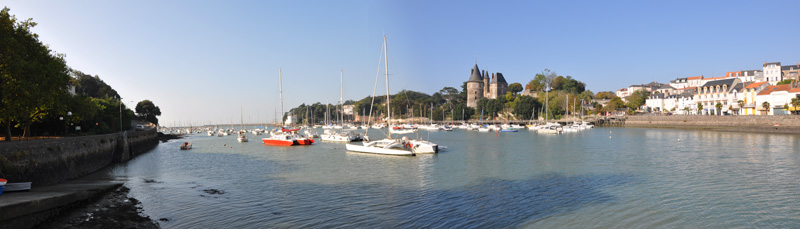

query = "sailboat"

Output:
[[345, 36, 438, 155], [321, 69, 357, 142], [238, 107, 248, 142], [262, 68, 315, 146]]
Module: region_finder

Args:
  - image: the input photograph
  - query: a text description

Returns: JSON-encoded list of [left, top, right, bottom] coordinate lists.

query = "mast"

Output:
[[384, 35, 391, 138], [279, 68, 284, 125], [340, 68, 344, 127]]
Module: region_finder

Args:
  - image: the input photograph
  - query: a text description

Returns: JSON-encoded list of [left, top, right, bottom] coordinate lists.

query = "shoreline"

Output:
[[35, 185, 159, 229], [620, 115, 800, 134]]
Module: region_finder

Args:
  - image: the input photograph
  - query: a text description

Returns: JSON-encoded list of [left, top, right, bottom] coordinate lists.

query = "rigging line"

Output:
[[366, 40, 385, 137]]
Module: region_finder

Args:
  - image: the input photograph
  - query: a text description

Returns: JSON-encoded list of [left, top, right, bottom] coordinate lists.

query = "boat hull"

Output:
[[345, 142, 415, 156]]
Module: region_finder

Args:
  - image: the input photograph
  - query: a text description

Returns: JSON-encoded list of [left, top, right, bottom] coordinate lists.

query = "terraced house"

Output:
[[694, 78, 741, 115]]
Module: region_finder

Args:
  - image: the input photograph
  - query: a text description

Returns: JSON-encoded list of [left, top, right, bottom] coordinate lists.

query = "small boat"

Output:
[[390, 128, 416, 134], [180, 142, 192, 150], [3, 182, 32, 192], [237, 133, 248, 142], [500, 128, 518, 132]]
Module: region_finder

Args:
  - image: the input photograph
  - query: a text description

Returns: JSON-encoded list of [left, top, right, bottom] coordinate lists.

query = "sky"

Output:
[[4, 0, 800, 126]]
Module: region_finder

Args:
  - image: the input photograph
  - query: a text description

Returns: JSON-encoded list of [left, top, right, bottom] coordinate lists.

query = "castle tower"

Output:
[[491, 72, 508, 99], [466, 64, 484, 108]]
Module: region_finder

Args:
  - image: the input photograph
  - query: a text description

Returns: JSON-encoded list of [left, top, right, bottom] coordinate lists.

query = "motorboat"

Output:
[[180, 142, 192, 150]]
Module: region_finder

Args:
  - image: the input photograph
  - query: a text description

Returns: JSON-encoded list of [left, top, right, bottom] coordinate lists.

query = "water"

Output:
[[102, 127, 800, 228]]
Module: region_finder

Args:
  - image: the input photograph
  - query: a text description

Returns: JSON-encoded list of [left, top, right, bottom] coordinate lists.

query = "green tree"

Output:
[[595, 91, 616, 99], [135, 100, 161, 125], [513, 95, 539, 120], [697, 103, 703, 115], [777, 79, 794, 85], [508, 83, 523, 95], [70, 69, 120, 98], [604, 97, 625, 113], [625, 90, 650, 110], [737, 100, 745, 115], [1, 7, 72, 140], [452, 103, 474, 121], [715, 102, 723, 115], [762, 101, 770, 114], [791, 98, 800, 115], [683, 106, 690, 114]]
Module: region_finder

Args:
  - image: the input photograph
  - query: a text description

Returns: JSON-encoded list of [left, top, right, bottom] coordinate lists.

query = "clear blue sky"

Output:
[[5, 1, 799, 126]]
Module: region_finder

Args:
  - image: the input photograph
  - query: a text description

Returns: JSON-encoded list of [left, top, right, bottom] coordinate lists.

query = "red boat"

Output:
[[262, 132, 314, 146]]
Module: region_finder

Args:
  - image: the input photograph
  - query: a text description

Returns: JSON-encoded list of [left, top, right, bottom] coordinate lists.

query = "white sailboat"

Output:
[[321, 69, 354, 142], [238, 107, 248, 142], [346, 36, 438, 156]]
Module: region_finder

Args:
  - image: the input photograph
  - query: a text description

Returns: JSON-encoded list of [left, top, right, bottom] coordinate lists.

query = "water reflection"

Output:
[[107, 127, 800, 228]]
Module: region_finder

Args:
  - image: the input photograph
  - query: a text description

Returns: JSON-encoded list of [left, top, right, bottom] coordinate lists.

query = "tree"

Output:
[[1, 7, 72, 140], [737, 100, 745, 115], [683, 106, 690, 115], [508, 83, 523, 95], [135, 100, 161, 125], [595, 91, 616, 99], [439, 86, 459, 103], [777, 79, 794, 85], [792, 98, 800, 115], [513, 95, 539, 120], [762, 101, 770, 115], [697, 103, 703, 115], [625, 90, 650, 111], [604, 97, 625, 114], [71, 69, 120, 98], [715, 102, 723, 115]]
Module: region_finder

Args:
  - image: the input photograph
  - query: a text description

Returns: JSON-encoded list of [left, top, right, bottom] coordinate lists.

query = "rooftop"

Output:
[[757, 84, 793, 96], [745, 81, 768, 89]]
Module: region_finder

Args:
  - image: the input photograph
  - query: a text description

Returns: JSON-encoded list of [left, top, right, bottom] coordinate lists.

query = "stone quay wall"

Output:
[[0, 129, 158, 187], [624, 115, 800, 134]]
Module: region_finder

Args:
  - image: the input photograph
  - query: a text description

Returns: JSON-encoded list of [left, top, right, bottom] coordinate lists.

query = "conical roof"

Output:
[[468, 64, 483, 82], [493, 72, 507, 84]]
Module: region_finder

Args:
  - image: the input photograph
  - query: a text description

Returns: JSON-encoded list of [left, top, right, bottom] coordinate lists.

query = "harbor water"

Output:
[[102, 127, 800, 228]]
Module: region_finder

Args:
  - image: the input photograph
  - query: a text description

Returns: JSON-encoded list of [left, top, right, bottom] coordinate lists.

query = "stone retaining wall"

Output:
[[624, 115, 800, 134], [0, 129, 158, 187]]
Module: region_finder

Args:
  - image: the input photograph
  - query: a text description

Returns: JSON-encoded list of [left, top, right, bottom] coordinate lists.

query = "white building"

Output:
[[754, 84, 800, 115], [764, 62, 782, 85]]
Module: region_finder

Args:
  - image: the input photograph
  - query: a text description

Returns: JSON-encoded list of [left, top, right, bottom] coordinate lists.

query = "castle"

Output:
[[466, 64, 508, 108]]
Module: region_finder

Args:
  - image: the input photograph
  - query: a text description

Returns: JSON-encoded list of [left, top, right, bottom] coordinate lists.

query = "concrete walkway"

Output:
[[0, 179, 122, 228]]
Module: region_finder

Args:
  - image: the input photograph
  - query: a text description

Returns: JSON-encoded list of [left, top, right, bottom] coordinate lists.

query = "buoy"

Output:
[[609, 136, 612, 139], [677, 139, 680, 142]]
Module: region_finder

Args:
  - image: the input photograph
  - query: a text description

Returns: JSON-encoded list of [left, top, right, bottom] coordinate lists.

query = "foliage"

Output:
[[452, 103, 474, 121], [625, 90, 650, 110], [513, 95, 539, 120], [508, 83, 523, 95], [595, 91, 616, 100], [792, 98, 800, 115], [762, 101, 770, 111], [697, 103, 703, 114], [135, 100, 161, 125], [715, 102, 723, 115], [70, 69, 120, 98], [737, 100, 745, 115], [776, 79, 794, 85], [1, 7, 73, 139], [604, 97, 625, 113]]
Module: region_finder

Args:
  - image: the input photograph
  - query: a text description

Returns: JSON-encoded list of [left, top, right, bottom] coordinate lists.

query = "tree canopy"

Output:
[[1, 7, 72, 139], [135, 100, 161, 125]]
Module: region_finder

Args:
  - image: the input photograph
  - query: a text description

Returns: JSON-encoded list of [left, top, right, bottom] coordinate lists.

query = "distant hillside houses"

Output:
[[630, 61, 800, 115]]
